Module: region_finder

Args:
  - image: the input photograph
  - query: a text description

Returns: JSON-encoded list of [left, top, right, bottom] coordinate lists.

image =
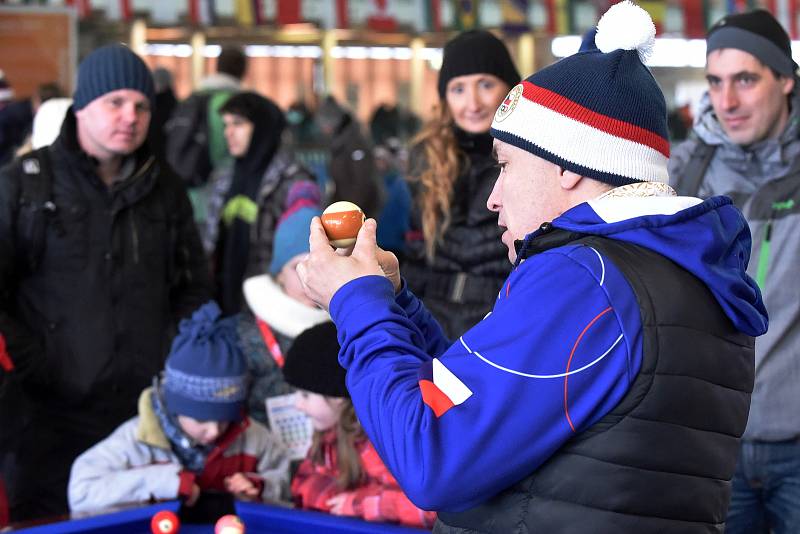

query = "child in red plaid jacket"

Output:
[[282, 322, 436, 529]]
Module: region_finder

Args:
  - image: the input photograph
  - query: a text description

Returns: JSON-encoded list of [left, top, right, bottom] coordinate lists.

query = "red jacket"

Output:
[[291, 430, 435, 529]]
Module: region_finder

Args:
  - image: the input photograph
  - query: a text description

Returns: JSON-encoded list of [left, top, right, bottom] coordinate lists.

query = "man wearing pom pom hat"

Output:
[[670, 9, 800, 534], [297, 2, 768, 531]]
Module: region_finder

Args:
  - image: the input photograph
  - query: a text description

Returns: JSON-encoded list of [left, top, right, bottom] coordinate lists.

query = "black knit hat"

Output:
[[282, 322, 348, 398], [437, 30, 520, 99], [707, 9, 797, 76], [73, 44, 155, 111]]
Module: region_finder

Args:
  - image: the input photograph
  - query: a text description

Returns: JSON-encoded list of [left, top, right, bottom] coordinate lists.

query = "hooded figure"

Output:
[[211, 92, 318, 315]]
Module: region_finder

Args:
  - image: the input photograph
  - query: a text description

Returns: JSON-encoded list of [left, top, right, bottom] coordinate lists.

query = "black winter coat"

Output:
[[0, 110, 211, 433], [403, 129, 510, 339]]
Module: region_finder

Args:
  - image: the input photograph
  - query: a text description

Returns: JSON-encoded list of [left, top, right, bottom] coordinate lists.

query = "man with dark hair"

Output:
[[670, 11, 800, 532], [165, 46, 249, 227], [217, 45, 248, 82], [0, 44, 210, 521]]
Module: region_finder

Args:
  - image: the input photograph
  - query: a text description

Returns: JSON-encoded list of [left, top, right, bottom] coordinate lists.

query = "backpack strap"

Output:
[[674, 138, 717, 197], [16, 148, 57, 272]]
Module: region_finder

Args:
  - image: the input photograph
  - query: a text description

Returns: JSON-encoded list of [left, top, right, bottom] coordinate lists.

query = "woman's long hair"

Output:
[[409, 103, 464, 261], [308, 399, 366, 490]]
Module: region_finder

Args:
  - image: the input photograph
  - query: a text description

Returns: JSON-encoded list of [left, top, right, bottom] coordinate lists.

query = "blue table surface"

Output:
[[13, 501, 431, 533]]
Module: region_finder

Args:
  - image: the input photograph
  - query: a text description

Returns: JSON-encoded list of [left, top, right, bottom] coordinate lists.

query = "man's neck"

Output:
[[95, 157, 123, 187]]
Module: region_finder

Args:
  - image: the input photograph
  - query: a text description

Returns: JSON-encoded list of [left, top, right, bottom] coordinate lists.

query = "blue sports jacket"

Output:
[[329, 190, 768, 512]]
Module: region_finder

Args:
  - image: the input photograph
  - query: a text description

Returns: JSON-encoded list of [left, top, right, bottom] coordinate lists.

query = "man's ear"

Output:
[[781, 74, 795, 96], [557, 166, 583, 190]]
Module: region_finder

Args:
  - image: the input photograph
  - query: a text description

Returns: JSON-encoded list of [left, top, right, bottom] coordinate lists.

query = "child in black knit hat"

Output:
[[282, 322, 435, 528]]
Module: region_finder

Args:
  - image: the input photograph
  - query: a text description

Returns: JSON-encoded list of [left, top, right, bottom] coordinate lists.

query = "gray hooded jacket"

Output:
[[670, 91, 800, 441]]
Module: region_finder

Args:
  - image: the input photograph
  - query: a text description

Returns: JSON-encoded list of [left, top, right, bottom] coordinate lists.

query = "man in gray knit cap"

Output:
[[0, 44, 211, 521], [670, 10, 800, 533]]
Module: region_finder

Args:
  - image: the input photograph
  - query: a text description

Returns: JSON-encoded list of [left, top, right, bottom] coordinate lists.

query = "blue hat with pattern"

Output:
[[162, 301, 248, 422]]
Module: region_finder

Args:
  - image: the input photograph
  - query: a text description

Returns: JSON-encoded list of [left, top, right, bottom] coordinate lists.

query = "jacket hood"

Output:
[[525, 184, 768, 336]]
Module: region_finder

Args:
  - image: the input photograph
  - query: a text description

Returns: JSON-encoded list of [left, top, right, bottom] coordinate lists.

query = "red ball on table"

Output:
[[150, 509, 180, 534], [215, 513, 245, 534]]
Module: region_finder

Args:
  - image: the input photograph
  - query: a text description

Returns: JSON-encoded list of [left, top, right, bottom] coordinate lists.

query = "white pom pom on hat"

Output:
[[489, 0, 670, 187], [595, 0, 656, 62]]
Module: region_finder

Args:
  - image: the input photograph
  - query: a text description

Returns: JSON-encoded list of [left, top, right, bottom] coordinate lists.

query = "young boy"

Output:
[[67, 302, 290, 513]]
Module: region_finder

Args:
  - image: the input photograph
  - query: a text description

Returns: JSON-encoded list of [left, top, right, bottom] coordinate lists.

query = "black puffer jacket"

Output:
[[403, 128, 510, 338], [0, 110, 211, 431]]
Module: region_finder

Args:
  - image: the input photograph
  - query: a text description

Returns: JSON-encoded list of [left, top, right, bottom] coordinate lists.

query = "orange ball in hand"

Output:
[[320, 201, 365, 248]]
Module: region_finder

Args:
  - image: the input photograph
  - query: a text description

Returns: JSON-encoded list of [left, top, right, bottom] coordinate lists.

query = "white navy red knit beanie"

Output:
[[490, 0, 669, 186]]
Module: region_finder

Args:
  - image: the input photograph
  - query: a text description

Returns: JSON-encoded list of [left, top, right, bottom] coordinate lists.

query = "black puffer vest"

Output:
[[404, 129, 510, 338], [435, 230, 755, 534]]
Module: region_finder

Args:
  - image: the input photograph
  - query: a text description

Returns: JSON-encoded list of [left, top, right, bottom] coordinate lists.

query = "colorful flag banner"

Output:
[[189, 0, 216, 26], [501, 0, 530, 33], [682, 0, 709, 38], [367, 0, 398, 31], [105, 0, 133, 21], [726, 0, 756, 12], [65, 0, 91, 19], [277, 0, 301, 24], [544, 0, 569, 34], [236, 0, 266, 25], [640, 0, 667, 33], [421, 0, 443, 31], [318, 0, 349, 29], [453, 0, 480, 30]]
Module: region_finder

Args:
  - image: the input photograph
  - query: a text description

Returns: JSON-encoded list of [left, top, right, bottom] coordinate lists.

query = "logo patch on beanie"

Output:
[[494, 83, 523, 123], [214, 385, 242, 399]]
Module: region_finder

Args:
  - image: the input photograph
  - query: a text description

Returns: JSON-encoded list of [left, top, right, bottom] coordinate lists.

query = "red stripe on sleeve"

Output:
[[419, 379, 455, 417]]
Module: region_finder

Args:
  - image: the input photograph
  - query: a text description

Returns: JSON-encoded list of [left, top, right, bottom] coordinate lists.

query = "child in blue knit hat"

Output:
[[237, 182, 329, 426], [66, 301, 290, 513]]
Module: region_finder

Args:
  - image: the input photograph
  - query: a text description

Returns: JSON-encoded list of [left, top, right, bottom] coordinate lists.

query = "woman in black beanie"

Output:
[[403, 30, 520, 338]]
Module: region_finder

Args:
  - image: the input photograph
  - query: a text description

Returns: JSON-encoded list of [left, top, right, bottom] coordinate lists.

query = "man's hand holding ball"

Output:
[[297, 202, 401, 310]]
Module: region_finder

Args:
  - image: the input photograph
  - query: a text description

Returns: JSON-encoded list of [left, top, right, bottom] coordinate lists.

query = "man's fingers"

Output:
[[296, 260, 308, 286], [308, 217, 334, 255], [352, 218, 378, 259]]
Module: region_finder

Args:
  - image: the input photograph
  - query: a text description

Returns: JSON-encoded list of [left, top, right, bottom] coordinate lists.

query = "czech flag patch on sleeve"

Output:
[[418, 359, 472, 417]]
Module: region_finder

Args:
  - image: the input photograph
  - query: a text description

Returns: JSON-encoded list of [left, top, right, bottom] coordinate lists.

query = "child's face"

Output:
[[177, 415, 230, 446], [277, 255, 317, 308], [294, 390, 344, 432]]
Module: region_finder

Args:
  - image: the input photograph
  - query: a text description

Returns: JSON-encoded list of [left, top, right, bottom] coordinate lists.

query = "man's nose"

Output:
[[487, 176, 502, 212], [121, 103, 138, 123], [721, 84, 739, 110]]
